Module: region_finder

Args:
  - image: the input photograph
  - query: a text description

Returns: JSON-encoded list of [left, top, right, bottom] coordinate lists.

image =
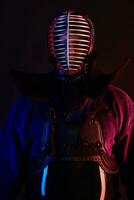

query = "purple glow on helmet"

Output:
[[48, 10, 95, 79]]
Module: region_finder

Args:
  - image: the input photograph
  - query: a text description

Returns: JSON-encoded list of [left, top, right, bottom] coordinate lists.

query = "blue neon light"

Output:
[[41, 165, 48, 196]]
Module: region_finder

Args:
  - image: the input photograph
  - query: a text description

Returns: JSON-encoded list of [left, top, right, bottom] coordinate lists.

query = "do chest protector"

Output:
[[40, 106, 120, 200]]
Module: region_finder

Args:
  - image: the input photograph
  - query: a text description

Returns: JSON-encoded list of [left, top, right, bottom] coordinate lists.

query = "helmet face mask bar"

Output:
[[48, 10, 95, 80]]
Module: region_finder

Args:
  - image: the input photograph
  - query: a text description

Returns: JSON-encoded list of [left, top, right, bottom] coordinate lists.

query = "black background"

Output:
[[1, 1, 134, 198], [1, 0, 134, 123]]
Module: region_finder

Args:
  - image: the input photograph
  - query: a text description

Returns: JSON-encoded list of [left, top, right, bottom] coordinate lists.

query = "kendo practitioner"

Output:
[[0, 10, 134, 200]]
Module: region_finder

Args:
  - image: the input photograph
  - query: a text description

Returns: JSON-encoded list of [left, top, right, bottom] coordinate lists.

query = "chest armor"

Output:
[[42, 109, 120, 200]]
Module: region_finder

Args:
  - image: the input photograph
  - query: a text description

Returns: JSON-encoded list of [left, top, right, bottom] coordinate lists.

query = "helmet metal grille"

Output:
[[48, 11, 95, 75]]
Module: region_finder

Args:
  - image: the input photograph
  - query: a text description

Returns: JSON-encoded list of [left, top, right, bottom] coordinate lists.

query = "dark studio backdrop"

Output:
[[0, 0, 134, 199], [1, 0, 134, 123]]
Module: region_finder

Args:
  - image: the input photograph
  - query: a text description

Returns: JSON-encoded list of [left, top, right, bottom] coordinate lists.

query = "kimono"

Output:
[[0, 84, 134, 200]]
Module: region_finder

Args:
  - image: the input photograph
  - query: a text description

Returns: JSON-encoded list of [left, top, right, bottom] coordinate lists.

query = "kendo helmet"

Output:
[[48, 10, 95, 80]]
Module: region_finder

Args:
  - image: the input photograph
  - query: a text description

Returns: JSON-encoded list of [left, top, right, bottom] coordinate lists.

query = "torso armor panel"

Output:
[[41, 103, 120, 200]]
